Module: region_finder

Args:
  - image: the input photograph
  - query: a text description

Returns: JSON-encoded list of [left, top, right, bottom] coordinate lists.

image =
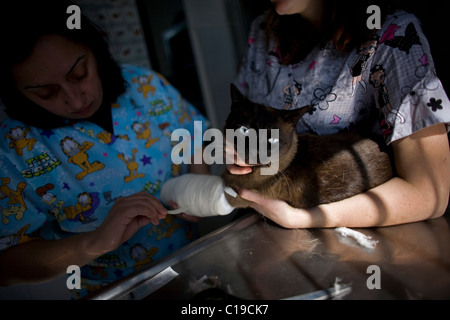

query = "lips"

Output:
[[72, 103, 94, 116]]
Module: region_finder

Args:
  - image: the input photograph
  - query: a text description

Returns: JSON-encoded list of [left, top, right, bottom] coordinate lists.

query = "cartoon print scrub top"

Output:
[[0, 65, 208, 297], [235, 11, 450, 143]]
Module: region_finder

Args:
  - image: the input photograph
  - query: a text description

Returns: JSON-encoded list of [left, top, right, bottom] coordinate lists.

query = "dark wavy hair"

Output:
[[264, 0, 403, 65], [0, 0, 126, 129]]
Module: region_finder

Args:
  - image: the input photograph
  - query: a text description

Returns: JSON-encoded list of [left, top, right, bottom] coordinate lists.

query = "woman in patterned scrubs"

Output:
[[229, 0, 450, 228], [0, 1, 208, 298]]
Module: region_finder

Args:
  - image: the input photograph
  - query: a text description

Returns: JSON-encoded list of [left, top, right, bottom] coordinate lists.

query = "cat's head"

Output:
[[224, 84, 310, 174]]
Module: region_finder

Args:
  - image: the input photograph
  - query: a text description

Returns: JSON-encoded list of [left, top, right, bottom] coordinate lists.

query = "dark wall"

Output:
[[392, 1, 450, 93]]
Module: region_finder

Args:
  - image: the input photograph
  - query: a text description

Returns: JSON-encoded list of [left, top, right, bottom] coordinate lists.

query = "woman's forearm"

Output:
[[315, 124, 450, 228], [0, 192, 169, 286], [305, 176, 447, 228], [241, 124, 450, 229], [243, 174, 447, 229], [0, 230, 100, 286]]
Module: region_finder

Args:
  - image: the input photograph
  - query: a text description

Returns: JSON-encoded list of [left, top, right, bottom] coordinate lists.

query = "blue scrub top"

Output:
[[0, 65, 209, 297]]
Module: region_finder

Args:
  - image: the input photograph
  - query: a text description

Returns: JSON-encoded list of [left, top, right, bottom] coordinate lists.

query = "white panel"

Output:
[[182, 0, 240, 129]]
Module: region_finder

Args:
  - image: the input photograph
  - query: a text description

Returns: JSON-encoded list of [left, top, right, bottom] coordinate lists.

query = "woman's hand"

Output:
[[168, 200, 202, 223], [0, 192, 169, 285], [238, 189, 316, 228], [91, 192, 167, 255]]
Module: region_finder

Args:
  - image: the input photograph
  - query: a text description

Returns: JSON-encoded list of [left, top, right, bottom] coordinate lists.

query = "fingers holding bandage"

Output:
[[167, 200, 202, 222]]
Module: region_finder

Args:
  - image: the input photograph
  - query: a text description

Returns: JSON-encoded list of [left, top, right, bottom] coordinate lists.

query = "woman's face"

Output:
[[270, 0, 324, 27], [12, 34, 103, 120], [270, 0, 312, 14]]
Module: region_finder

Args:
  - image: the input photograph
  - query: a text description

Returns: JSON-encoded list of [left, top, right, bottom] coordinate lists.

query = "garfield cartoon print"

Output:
[[117, 148, 145, 183], [4, 126, 37, 156], [60, 137, 105, 180], [63, 192, 100, 223], [36, 183, 66, 222], [132, 74, 156, 98], [0, 177, 27, 224]]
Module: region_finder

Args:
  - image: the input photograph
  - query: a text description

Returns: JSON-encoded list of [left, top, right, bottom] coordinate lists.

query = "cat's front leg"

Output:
[[224, 192, 252, 209]]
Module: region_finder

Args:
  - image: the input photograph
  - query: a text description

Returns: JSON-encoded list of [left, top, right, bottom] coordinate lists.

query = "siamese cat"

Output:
[[222, 84, 393, 209]]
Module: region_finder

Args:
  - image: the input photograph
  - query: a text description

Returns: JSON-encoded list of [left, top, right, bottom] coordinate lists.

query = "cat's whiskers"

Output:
[[277, 167, 295, 190]]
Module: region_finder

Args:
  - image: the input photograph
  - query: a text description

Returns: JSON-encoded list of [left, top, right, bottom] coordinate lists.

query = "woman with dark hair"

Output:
[[0, 1, 126, 130], [0, 1, 208, 298], [229, 0, 450, 228]]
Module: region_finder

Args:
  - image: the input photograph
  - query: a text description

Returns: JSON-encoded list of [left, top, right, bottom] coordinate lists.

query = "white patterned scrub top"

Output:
[[234, 11, 450, 144], [0, 65, 208, 297]]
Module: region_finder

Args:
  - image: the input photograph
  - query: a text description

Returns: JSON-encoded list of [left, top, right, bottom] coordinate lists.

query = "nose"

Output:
[[63, 84, 86, 110]]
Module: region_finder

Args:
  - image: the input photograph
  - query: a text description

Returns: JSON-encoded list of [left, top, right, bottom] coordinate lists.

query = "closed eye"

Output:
[[35, 86, 59, 100], [73, 69, 88, 81]]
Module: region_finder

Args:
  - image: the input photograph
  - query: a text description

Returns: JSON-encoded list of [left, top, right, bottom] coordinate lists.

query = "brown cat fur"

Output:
[[222, 84, 393, 209]]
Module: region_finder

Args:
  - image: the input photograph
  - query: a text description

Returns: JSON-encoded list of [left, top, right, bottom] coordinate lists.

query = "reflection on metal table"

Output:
[[87, 212, 450, 300]]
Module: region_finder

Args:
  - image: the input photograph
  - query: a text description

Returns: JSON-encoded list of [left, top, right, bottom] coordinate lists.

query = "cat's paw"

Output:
[[224, 192, 251, 208]]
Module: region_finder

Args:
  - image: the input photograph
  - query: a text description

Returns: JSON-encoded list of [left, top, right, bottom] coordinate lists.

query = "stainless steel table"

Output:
[[88, 212, 450, 300]]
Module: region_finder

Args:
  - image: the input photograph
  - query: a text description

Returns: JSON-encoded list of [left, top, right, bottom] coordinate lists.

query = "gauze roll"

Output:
[[160, 174, 235, 217]]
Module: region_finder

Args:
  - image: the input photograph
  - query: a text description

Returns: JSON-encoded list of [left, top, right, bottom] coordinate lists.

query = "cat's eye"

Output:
[[268, 137, 279, 144], [239, 126, 250, 136]]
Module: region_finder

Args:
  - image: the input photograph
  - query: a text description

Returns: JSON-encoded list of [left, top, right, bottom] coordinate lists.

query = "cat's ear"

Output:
[[282, 105, 311, 124], [230, 83, 245, 104]]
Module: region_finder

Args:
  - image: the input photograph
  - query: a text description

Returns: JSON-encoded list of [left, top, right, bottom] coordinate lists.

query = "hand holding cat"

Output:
[[238, 188, 316, 229]]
